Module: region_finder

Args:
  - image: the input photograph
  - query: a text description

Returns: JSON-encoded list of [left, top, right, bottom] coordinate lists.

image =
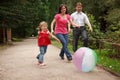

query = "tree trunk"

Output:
[[6, 28, 12, 44], [3, 28, 6, 43]]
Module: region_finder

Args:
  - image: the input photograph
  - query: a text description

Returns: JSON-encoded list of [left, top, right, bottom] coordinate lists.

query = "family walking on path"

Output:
[[37, 2, 93, 66], [0, 2, 119, 80]]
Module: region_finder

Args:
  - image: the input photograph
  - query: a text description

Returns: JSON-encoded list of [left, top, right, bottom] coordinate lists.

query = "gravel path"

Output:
[[0, 38, 119, 80]]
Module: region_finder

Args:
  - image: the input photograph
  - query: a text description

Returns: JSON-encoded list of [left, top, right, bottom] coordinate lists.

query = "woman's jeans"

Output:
[[73, 26, 88, 52], [36, 46, 47, 63], [56, 34, 72, 59]]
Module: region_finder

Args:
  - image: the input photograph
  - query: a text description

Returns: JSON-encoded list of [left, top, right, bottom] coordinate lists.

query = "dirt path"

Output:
[[0, 38, 119, 80]]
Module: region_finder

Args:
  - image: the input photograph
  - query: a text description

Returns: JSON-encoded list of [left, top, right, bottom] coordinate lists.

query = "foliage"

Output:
[[67, 0, 120, 33], [0, 0, 119, 40], [96, 49, 120, 73], [0, 0, 25, 28], [105, 8, 120, 32], [12, 37, 23, 42], [87, 13, 102, 39], [0, 0, 50, 37], [85, 13, 103, 48], [104, 31, 120, 43]]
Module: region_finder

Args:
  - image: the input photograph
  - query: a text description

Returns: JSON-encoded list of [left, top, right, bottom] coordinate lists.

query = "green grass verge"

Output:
[[12, 37, 23, 42], [95, 50, 120, 73]]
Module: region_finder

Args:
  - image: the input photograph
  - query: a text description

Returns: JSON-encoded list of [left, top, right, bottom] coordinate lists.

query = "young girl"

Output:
[[36, 21, 60, 66]]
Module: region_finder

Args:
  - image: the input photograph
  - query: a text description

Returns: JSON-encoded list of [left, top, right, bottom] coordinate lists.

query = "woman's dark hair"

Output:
[[58, 4, 68, 14]]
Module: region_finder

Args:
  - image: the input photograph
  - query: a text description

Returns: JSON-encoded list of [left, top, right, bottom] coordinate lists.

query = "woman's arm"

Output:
[[68, 21, 71, 33], [48, 31, 60, 43], [51, 19, 56, 33], [69, 18, 80, 28]]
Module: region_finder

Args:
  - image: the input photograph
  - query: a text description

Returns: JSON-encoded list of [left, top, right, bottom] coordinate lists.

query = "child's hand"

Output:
[[57, 39, 61, 43], [38, 31, 40, 34]]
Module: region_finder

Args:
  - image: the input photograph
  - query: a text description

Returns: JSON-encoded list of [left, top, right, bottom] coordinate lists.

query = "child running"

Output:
[[36, 21, 60, 66]]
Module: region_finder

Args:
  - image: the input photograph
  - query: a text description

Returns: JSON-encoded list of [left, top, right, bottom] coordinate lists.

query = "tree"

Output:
[[0, 0, 50, 38]]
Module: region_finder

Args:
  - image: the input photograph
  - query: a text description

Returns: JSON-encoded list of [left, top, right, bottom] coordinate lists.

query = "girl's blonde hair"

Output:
[[38, 21, 48, 31]]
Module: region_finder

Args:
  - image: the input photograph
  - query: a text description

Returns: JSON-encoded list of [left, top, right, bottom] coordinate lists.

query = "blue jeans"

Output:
[[56, 34, 72, 59], [36, 46, 47, 63]]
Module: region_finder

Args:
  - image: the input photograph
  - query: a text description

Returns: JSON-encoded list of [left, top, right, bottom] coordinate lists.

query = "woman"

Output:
[[51, 4, 80, 61]]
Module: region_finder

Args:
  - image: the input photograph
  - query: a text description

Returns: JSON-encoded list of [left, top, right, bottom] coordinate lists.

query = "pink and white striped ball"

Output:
[[73, 47, 97, 72]]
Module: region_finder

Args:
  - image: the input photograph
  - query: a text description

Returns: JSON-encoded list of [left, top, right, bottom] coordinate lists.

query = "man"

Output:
[[71, 2, 93, 52]]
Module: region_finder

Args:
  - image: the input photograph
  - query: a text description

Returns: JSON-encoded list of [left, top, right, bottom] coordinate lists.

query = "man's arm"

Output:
[[85, 14, 93, 32]]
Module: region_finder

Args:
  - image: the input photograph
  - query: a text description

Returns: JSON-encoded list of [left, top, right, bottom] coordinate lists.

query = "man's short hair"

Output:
[[76, 2, 82, 7]]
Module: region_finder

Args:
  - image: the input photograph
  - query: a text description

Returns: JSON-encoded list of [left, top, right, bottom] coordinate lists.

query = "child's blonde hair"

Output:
[[38, 21, 48, 31]]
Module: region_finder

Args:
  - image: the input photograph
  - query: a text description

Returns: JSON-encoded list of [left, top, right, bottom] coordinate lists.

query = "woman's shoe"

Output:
[[61, 57, 64, 60], [59, 55, 64, 60], [68, 57, 72, 61]]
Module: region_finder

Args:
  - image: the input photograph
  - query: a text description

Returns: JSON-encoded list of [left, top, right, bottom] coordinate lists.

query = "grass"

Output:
[[12, 37, 23, 42], [96, 49, 120, 73], [51, 39, 120, 74]]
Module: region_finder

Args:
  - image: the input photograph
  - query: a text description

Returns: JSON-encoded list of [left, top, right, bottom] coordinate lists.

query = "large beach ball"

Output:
[[73, 47, 97, 72]]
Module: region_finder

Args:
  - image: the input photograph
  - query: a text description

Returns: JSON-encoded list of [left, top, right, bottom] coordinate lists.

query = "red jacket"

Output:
[[38, 30, 51, 46]]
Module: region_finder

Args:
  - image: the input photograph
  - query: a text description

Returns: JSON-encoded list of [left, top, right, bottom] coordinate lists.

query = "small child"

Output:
[[36, 21, 60, 66]]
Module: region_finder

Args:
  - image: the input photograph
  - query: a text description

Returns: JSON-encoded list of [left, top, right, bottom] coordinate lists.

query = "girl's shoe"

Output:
[[39, 63, 46, 66], [36, 56, 39, 59], [37, 61, 42, 65]]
